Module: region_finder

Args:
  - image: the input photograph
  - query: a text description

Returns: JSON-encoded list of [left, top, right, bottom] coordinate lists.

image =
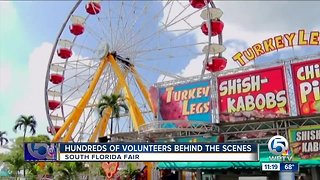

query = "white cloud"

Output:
[[215, 1, 320, 33], [11, 42, 53, 136], [0, 63, 12, 92]]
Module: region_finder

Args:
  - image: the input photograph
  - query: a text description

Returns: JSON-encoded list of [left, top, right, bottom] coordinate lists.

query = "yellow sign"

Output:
[[233, 29, 320, 66]]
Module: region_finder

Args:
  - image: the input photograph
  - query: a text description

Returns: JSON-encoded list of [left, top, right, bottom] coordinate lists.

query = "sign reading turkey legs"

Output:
[[158, 80, 212, 123]]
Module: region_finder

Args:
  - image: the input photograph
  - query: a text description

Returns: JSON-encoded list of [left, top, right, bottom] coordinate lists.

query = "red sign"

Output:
[[102, 162, 119, 179], [291, 59, 320, 115], [217, 66, 290, 123]]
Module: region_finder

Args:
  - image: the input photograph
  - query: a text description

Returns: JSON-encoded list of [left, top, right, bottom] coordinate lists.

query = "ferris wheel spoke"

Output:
[[134, 52, 203, 63], [92, 16, 109, 44], [63, 71, 115, 104], [76, 117, 98, 140], [135, 42, 208, 55], [164, 1, 175, 26], [72, 43, 97, 53], [163, 3, 200, 29], [127, 0, 171, 41], [75, 107, 99, 140], [115, 2, 174, 54], [85, 25, 104, 42], [112, 2, 125, 51], [116, 12, 201, 56], [63, 64, 93, 71], [163, 2, 192, 28], [106, 1, 115, 49], [61, 64, 99, 84], [119, 1, 151, 43], [167, 25, 201, 41], [63, 65, 116, 116], [134, 63, 182, 79], [53, 57, 100, 65], [113, 3, 151, 54], [61, 74, 97, 103]]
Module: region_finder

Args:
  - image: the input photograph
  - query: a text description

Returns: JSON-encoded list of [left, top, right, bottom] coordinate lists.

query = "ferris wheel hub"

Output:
[[96, 41, 110, 58]]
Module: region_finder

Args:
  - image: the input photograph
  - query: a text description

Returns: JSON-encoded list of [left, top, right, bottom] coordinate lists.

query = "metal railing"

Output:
[[138, 120, 215, 134]]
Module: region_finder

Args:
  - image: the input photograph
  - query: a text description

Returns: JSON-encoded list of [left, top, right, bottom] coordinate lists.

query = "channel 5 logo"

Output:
[[24, 143, 57, 161], [268, 135, 289, 155]]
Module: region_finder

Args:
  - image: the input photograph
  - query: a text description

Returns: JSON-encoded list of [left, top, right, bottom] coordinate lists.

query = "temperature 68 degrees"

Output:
[[280, 163, 299, 172], [285, 164, 295, 170]]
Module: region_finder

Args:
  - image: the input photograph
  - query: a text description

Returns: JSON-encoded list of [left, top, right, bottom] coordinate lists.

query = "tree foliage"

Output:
[[0, 131, 9, 146], [13, 115, 37, 142], [98, 94, 128, 135], [120, 163, 140, 180]]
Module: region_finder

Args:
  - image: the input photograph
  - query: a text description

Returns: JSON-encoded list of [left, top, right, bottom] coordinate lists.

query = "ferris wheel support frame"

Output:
[[89, 70, 129, 142], [131, 67, 156, 115], [108, 54, 146, 130], [108, 54, 154, 180], [53, 53, 156, 142]]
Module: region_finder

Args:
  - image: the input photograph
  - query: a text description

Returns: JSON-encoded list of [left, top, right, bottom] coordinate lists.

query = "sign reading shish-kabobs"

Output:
[[291, 59, 320, 115], [217, 66, 290, 123]]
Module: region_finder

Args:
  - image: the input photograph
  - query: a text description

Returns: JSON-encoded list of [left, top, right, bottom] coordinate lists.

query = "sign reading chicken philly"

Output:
[[217, 66, 289, 123], [291, 59, 320, 115]]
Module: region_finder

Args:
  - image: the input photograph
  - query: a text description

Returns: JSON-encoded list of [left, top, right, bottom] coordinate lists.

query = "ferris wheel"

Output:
[[45, 0, 227, 143]]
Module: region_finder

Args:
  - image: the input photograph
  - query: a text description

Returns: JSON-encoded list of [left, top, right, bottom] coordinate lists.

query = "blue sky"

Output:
[[0, 1, 319, 140]]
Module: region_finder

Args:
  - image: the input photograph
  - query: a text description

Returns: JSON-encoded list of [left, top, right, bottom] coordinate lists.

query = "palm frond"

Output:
[[30, 127, 36, 135], [97, 102, 108, 108], [14, 115, 37, 136], [119, 104, 129, 112], [13, 124, 22, 132]]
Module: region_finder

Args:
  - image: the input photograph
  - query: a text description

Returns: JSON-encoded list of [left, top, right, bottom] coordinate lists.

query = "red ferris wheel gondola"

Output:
[[47, 126, 61, 134], [50, 74, 64, 84], [69, 15, 85, 36], [57, 40, 73, 59], [201, 20, 224, 36], [86, 1, 101, 15], [48, 100, 60, 110], [189, 0, 212, 9], [205, 56, 227, 72]]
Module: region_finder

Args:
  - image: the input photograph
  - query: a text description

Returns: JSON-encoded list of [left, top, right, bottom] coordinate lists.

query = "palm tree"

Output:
[[0, 131, 9, 146], [13, 115, 37, 142], [13, 115, 37, 177], [98, 94, 129, 135], [44, 162, 55, 179], [53, 162, 88, 180], [120, 163, 140, 180], [4, 150, 25, 179], [26, 163, 42, 180]]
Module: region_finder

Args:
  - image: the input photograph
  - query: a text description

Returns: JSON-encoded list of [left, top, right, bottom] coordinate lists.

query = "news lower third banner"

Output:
[[24, 143, 259, 162]]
